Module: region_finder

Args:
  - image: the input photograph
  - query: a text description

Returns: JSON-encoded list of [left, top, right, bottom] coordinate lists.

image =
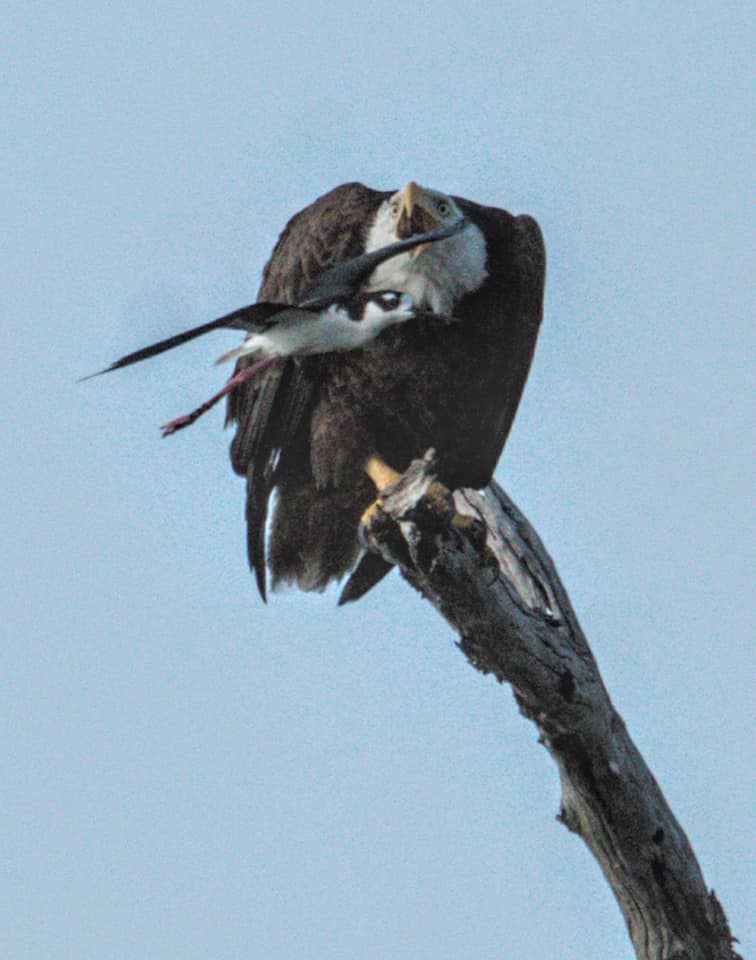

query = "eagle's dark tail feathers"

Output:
[[268, 476, 377, 594], [246, 459, 275, 603], [338, 552, 393, 605]]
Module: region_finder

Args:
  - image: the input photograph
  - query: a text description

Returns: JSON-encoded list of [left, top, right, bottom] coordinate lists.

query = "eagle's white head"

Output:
[[364, 182, 488, 314]]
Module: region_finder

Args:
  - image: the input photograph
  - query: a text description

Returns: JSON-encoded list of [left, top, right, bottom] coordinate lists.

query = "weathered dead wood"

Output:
[[361, 450, 741, 960]]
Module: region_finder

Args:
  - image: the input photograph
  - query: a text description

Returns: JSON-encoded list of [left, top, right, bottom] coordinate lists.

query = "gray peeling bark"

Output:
[[361, 451, 740, 960]]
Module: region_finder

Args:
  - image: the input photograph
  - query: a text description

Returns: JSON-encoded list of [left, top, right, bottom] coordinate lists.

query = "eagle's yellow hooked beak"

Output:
[[395, 181, 441, 259]]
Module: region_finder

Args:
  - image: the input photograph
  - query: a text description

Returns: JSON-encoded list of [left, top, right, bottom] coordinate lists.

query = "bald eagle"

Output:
[[228, 181, 546, 602]]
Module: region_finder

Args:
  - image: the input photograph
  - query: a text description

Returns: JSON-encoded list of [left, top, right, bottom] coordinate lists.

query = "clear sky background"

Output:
[[1, 3, 753, 958]]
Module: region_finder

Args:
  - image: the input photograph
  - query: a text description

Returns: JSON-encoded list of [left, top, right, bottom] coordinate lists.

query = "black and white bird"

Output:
[[162, 290, 416, 436], [84, 220, 463, 435], [215, 290, 415, 367]]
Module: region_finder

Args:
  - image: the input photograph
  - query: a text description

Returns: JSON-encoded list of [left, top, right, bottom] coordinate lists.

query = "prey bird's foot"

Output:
[[160, 384, 233, 437], [160, 356, 276, 438], [161, 414, 198, 436]]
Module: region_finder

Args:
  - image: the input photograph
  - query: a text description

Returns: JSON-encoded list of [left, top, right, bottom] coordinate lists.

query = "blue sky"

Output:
[[2, 3, 753, 957]]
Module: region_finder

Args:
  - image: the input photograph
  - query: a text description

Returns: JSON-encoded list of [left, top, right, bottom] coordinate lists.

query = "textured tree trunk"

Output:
[[361, 451, 741, 960]]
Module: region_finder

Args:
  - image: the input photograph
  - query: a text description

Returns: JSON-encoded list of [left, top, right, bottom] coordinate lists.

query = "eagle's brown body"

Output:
[[227, 182, 546, 597]]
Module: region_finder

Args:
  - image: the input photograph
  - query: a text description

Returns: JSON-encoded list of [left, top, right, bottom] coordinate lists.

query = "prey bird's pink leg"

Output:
[[161, 357, 276, 437]]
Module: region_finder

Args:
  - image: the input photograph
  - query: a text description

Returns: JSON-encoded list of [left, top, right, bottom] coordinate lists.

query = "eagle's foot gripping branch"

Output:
[[359, 499, 383, 530], [358, 454, 406, 532], [363, 455, 402, 492], [357, 450, 456, 570]]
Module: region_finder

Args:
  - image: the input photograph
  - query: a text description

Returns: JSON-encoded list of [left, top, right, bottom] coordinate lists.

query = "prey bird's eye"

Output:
[[379, 292, 400, 308], [437, 200, 451, 217]]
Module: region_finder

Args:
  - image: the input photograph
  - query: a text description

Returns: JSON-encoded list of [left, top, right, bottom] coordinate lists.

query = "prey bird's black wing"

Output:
[[81, 301, 290, 380], [83, 214, 463, 382], [298, 217, 465, 308]]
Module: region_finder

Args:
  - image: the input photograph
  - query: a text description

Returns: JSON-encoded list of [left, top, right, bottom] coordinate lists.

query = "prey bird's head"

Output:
[[313, 290, 417, 353], [347, 289, 415, 328], [365, 182, 487, 313]]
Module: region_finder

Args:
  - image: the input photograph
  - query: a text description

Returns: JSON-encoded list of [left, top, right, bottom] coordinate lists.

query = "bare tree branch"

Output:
[[361, 450, 741, 960]]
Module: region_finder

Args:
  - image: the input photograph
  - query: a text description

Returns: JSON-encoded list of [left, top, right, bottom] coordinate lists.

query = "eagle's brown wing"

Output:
[[226, 182, 388, 599], [449, 199, 546, 485]]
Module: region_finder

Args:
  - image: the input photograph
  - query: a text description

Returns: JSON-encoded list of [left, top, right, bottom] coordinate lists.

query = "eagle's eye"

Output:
[[437, 200, 451, 217], [389, 201, 400, 218]]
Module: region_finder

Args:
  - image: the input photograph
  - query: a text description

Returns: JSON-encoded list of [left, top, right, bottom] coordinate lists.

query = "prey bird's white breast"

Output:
[[218, 297, 414, 366], [243, 306, 361, 357]]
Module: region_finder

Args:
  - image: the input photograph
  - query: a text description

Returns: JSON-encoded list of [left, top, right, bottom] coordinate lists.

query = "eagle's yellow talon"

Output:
[[364, 455, 401, 491], [360, 499, 382, 528]]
